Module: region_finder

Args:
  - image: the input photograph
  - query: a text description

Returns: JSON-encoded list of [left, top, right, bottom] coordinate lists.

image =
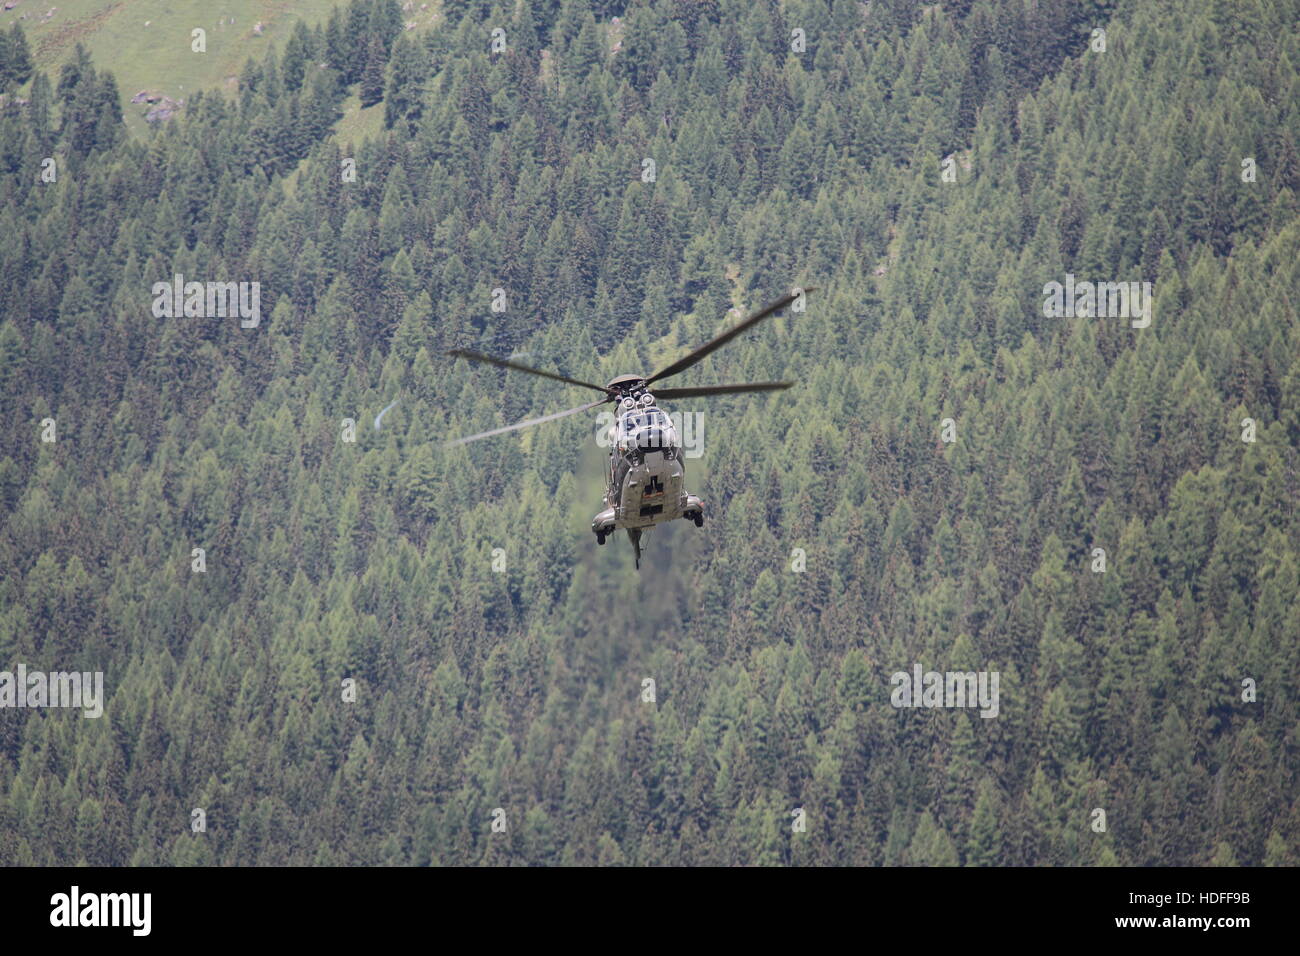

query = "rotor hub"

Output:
[[605, 374, 648, 399]]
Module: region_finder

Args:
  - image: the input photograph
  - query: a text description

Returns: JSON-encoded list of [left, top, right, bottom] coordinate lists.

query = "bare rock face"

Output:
[[145, 96, 184, 124]]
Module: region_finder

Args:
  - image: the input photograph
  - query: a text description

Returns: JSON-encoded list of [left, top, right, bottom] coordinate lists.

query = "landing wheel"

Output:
[[596, 532, 606, 545], [692, 513, 704, 527]]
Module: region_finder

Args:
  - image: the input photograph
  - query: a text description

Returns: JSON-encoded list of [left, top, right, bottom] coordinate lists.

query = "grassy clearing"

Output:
[[7, 0, 440, 136]]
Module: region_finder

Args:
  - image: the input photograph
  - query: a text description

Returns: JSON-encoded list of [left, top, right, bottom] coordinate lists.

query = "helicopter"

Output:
[[445, 287, 812, 568]]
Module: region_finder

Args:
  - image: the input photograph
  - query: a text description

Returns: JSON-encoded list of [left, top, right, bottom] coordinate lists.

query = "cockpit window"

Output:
[[620, 410, 667, 432]]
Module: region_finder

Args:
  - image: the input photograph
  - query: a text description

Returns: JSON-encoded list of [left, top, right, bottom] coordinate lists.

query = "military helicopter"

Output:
[[446, 288, 811, 568]]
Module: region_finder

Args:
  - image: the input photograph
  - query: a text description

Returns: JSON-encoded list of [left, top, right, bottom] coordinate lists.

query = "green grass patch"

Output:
[[7, 0, 440, 136]]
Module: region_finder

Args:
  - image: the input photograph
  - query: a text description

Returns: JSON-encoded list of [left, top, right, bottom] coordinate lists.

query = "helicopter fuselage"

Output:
[[591, 383, 703, 543]]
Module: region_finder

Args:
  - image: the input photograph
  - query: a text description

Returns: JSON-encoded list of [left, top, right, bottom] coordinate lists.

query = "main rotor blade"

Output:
[[445, 398, 609, 448], [646, 287, 814, 386], [651, 382, 794, 400], [446, 348, 610, 395]]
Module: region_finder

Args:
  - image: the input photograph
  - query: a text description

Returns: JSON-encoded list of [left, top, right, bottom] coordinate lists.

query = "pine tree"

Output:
[[360, 37, 387, 109]]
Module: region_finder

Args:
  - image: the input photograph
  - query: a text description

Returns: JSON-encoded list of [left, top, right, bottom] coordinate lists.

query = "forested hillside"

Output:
[[1, 0, 1298, 865]]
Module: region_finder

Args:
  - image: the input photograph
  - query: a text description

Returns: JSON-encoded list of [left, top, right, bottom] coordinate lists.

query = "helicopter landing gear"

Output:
[[683, 494, 704, 529]]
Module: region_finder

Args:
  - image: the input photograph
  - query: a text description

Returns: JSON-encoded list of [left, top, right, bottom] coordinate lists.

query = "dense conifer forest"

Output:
[[0, 0, 1298, 865]]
